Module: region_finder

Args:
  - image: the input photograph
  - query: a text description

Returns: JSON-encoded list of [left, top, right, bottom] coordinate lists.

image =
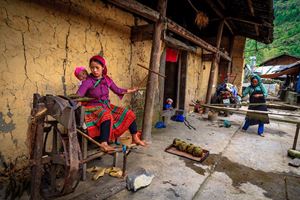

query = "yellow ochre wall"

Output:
[[231, 36, 246, 94], [185, 51, 203, 111], [0, 0, 151, 168], [0, 0, 246, 169]]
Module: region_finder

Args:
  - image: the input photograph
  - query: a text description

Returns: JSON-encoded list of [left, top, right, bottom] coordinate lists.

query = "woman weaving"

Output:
[[242, 74, 269, 137], [76, 55, 146, 152]]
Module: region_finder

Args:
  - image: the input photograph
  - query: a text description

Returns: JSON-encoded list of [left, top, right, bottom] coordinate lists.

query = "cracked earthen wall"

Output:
[[185, 51, 204, 111], [0, 0, 151, 168], [185, 36, 246, 107], [231, 36, 246, 94]]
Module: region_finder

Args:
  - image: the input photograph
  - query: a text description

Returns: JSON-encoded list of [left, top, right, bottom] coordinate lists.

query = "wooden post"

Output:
[[227, 36, 235, 79], [30, 103, 45, 200], [206, 20, 224, 104], [81, 137, 87, 181], [292, 123, 300, 150], [142, 0, 167, 142], [176, 53, 182, 109], [159, 48, 166, 109], [50, 123, 58, 188]]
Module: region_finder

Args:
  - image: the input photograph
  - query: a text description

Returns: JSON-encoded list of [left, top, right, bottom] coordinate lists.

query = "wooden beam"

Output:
[[108, 0, 231, 61], [164, 36, 199, 55], [219, 51, 231, 61], [247, 0, 255, 15], [206, 20, 224, 104], [142, 0, 167, 142], [216, 0, 225, 9], [167, 19, 218, 53], [167, 20, 231, 61], [227, 16, 273, 28], [107, 0, 159, 22], [238, 30, 272, 44], [204, 0, 234, 35], [247, 0, 259, 36], [131, 24, 153, 42]]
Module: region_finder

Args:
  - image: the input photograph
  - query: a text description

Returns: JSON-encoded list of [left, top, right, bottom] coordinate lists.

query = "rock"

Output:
[[126, 168, 154, 192], [289, 158, 300, 167]]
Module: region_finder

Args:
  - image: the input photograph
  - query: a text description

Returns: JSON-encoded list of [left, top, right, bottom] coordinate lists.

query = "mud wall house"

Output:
[[0, 0, 153, 169], [0, 0, 273, 170]]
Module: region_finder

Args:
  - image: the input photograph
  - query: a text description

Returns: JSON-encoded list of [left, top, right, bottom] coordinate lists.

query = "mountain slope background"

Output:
[[244, 0, 300, 65]]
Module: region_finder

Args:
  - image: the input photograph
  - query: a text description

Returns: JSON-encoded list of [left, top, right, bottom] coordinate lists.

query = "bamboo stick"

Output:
[[136, 75, 148, 88], [208, 102, 300, 109], [202, 104, 300, 118], [203, 105, 300, 124], [73, 97, 95, 102], [76, 128, 103, 148], [137, 64, 166, 78]]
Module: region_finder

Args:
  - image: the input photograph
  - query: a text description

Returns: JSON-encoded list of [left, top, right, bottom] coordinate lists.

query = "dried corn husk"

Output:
[[92, 167, 106, 180], [195, 11, 209, 28], [109, 170, 123, 178], [105, 167, 122, 174]]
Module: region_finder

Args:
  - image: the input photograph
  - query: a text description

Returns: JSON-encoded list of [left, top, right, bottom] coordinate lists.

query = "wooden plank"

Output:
[[107, 0, 159, 22], [165, 145, 209, 162], [68, 177, 126, 200], [165, 36, 198, 54], [142, 0, 167, 142]]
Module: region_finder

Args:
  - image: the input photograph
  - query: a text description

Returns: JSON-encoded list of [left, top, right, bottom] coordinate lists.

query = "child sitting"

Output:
[[74, 66, 88, 85], [164, 98, 173, 110]]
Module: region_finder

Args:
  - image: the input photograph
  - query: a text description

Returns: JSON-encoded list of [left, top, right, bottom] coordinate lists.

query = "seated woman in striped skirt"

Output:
[[76, 55, 146, 152]]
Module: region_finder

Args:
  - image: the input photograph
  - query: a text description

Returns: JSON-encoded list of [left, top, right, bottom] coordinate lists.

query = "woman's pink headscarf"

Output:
[[89, 55, 113, 86], [89, 55, 107, 76], [74, 66, 87, 80]]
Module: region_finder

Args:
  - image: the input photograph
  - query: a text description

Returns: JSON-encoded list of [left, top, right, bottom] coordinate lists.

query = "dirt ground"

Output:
[[1, 108, 299, 200], [58, 109, 300, 200]]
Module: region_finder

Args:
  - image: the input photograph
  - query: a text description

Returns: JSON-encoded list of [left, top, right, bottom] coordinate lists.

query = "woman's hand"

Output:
[[126, 87, 139, 94]]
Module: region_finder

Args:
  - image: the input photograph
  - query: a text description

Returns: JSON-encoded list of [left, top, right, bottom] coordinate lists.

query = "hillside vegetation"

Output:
[[245, 0, 300, 65]]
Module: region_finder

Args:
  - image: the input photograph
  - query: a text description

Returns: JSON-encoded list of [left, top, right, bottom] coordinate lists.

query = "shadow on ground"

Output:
[[182, 154, 300, 200]]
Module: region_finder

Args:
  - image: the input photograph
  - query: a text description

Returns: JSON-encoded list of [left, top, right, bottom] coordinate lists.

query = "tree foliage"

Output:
[[245, 0, 300, 65]]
